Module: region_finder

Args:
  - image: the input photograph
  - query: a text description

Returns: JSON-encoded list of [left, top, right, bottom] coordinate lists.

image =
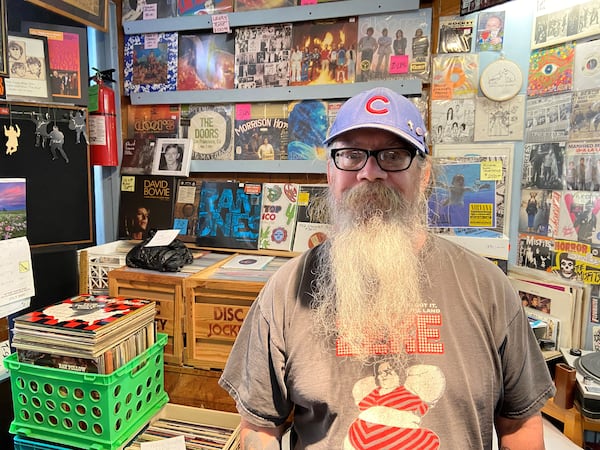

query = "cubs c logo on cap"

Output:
[[365, 95, 390, 115]]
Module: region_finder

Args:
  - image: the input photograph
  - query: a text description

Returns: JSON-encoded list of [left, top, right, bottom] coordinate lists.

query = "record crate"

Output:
[[107, 267, 194, 365], [124, 403, 241, 449], [183, 265, 267, 370], [78, 241, 136, 295], [5, 334, 169, 450]]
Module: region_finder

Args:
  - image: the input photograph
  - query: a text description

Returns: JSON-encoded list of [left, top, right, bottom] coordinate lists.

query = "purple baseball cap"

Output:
[[324, 87, 428, 155]]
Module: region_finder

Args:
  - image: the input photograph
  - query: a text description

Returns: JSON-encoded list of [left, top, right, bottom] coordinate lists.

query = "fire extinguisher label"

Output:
[[88, 115, 107, 146]]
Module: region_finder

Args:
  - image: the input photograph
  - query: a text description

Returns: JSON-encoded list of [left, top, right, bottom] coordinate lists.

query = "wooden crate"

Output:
[[184, 265, 267, 370], [108, 267, 196, 365]]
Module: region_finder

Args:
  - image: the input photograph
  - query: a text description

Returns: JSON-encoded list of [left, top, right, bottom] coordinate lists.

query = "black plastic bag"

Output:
[[126, 229, 193, 272]]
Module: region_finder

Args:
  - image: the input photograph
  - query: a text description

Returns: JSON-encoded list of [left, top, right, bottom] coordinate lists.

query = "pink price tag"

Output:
[[236, 104, 251, 120], [389, 55, 409, 74], [300, 0, 318, 4]]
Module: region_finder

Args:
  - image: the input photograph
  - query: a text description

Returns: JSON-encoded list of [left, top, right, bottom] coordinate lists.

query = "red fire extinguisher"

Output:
[[88, 68, 119, 166]]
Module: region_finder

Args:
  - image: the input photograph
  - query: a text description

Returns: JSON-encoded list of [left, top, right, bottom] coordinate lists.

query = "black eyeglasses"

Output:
[[330, 147, 419, 172]]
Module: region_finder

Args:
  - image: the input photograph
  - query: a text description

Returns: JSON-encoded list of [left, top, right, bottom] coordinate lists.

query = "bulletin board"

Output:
[[0, 102, 93, 247]]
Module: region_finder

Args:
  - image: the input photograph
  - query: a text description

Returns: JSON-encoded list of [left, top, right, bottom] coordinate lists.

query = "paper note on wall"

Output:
[[0, 236, 35, 306]]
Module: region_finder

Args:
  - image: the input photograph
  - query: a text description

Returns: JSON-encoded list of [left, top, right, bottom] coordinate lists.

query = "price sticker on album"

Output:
[[480, 160, 503, 181], [300, 0, 317, 4], [143, 3, 157, 19], [236, 103, 252, 121], [144, 34, 159, 49], [121, 176, 136, 192], [212, 14, 231, 33], [389, 55, 409, 74]]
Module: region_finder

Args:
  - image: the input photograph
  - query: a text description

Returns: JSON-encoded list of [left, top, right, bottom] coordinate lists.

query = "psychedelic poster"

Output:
[[527, 43, 574, 97]]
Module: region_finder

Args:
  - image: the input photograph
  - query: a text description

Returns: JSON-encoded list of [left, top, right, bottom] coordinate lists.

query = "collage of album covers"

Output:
[[234, 24, 292, 89]]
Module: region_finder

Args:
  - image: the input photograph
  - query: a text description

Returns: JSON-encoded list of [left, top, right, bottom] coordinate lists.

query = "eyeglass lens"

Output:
[[332, 148, 415, 172]]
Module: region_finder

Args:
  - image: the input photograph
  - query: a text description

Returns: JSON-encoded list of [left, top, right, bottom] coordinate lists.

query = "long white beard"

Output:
[[311, 182, 428, 365]]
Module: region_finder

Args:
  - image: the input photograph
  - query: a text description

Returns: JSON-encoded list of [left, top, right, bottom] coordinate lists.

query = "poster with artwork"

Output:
[[525, 93, 572, 143], [473, 95, 525, 141], [430, 99, 475, 144], [573, 38, 600, 91], [431, 53, 479, 100], [527, 43, 574, 97]]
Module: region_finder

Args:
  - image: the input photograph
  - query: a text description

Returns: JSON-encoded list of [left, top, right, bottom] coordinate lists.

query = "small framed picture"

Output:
[[151, 138, 193, 177], [5, 33, 51, 102], [22, 21, 89, 105]]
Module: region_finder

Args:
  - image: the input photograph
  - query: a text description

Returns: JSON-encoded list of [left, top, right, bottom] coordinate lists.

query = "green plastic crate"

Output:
[[5, 333, 169, 450]]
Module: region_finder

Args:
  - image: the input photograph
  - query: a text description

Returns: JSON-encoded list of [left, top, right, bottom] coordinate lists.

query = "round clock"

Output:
[[479, 58, 523, 101]]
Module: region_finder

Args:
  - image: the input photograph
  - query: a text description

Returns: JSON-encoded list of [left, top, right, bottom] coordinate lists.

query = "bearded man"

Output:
[[219, 87, 554, 449]]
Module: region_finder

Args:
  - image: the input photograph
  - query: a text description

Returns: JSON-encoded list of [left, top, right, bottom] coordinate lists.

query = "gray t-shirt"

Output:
[[219, 236, 554, 449]]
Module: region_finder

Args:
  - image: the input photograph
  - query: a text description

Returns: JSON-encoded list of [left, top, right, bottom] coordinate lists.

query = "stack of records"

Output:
[[12, 294, 156, 374]]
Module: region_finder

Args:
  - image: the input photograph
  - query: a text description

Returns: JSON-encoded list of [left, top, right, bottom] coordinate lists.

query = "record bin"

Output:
[[5, 334, 169, 450]]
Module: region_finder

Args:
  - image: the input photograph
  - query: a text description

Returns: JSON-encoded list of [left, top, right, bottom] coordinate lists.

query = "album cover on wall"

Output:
[[118, 174, 177, 240], [177, 32, 235, 91], [521, 142, 566, 191], [287, 99, 328, 161], [357, 9, 432, 82], [289, 17, 358, 86], [573, 39, 600, 92], [179, 104, 234, 160], [292, 184, 330, 253], [437, 15, 474, 54], [172, 176, 202, 241], [564, 141, 600, 191], [233, 102, 289, 160], [431, 53, 479, 100], [527, 43, 574, 97], [234, 0, 294, 12], [177, 0, 233, 15], [473, 95, 525, 142], [525, 93, 572, 143], [196, 181, 263, 250], [124, 32, 178, 95], [570, 88, 600, 141], [430, 99, 475, 144], [122, 0, 177, 22], [234, 24, 292, 89], [259, 182, 298, 251]]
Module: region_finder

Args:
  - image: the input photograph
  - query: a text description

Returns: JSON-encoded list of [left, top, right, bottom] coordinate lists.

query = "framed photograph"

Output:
[[151, 138, 193, 177], [5, 33, 51, 103], [22, 21, 88, 106], [25, 0, 108, 32], [0, 0, 8, 76]]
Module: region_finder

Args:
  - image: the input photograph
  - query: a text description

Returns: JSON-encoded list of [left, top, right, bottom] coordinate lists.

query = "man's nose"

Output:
[[358, 155, 387, 181]]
